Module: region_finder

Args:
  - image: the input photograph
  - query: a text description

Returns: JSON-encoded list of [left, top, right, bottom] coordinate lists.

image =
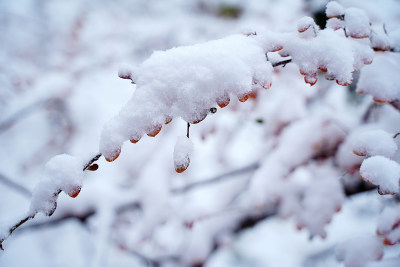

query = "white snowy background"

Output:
[[1, 0, 400, 266]]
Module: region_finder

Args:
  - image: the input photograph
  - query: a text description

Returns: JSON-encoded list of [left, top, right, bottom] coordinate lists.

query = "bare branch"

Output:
[[0, 172, 32, 198], [171, 162, 260, 194], [0, 99, 47, 133]]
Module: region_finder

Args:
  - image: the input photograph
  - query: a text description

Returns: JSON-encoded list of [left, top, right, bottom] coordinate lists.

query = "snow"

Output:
[[359, 155, 400, 195]]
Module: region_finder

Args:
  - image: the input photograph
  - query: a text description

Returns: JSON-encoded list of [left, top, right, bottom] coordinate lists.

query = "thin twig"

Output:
[[272, 58, 292, 68], [0, 172, 32, 198], [186, 123, 190, 138], [0, 99, 47, 133]]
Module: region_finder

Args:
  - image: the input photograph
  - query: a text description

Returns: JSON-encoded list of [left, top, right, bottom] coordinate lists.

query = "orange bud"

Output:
[[238, 94, 249, 102], [87, 164, 98, 171], [353, 150, 366, 157], [130, 136, 141, 143], [68, 187, 81, 198], [147, 125, 162, 137], [165, 117, 173, 124], [373, 97, 388, 104], [217, 95, 230, 108], [105, 147, 121, 162]]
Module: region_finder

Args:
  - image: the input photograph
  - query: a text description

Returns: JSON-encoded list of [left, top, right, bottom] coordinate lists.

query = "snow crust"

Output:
[[29, 154, 84, 215], [360, 156, 400, 195]]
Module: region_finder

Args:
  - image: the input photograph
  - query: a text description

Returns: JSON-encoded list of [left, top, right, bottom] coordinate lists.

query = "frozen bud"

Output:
[[174, 136, 193, 173], [352, 130, 397, 158], [345, 8, 370, 39], [360, 156, 400, 195], [118, 63, 136, 82], [326, 17, 344, 31], [326, 1, 344, 18], [297, 17, 319, 38]]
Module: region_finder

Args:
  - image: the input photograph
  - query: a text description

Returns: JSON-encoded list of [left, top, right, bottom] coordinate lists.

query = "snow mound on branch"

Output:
[[29, 154, 84, 216], [352, 129, 397, 158], [357, 54, 400, 103], [100, 34, 272, 160], [336, 235, 383, 267], [360, 156, 400, 195]]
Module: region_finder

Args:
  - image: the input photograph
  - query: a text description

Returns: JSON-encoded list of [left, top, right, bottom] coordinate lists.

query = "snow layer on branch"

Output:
[[352, 129, 397, 158], [100, 34, 272, 160], [29, 154, 84, 216], [336, 235, 383, 267], [279, 27, 373, 85], [357, 54, 400, 103], [360, 156, 400, 195]]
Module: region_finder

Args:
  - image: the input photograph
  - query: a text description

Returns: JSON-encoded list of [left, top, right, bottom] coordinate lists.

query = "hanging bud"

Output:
[[174, 136, 193, 173]]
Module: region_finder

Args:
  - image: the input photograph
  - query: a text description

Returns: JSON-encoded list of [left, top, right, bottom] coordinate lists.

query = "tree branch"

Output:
[[0, 153, 103, 250]]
